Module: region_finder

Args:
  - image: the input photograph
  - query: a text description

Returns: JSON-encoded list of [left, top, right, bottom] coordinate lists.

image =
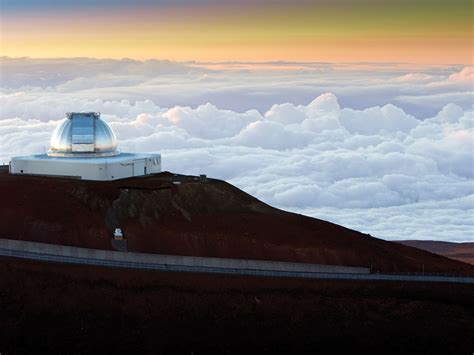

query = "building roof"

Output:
[[12, 152, 158, 163], [48, 112, 120, 158]]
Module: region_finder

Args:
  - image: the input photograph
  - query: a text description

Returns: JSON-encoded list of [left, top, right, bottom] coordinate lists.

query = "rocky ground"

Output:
[[398, 240, 474, 265], [1, 168, 473, 274], [1, 168, 474, 353], [1, 256, 473, 354]]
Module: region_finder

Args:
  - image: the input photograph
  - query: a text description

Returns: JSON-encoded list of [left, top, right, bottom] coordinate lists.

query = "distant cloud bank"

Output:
[[1, 58, 473, 242]]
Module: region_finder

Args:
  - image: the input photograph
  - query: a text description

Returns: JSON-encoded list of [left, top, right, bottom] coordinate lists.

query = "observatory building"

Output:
[[9, 112, 161, 181]]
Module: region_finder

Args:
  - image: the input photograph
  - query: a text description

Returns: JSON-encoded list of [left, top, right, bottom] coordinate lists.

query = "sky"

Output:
[[0, 1, 473, 242], [1, 0, 472, 64]]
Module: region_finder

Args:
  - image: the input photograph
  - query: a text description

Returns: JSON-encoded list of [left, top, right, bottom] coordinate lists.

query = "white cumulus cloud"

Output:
[[1, 58, 473, 242]]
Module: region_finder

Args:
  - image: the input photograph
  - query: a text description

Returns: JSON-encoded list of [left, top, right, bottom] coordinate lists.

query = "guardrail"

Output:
[[1, 246, 473, 284], [375, 271, 474, 278], [0, 238, 369, 275]]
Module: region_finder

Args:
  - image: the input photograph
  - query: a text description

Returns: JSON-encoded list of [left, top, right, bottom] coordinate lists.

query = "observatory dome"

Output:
[[48, 112, 120, 157]]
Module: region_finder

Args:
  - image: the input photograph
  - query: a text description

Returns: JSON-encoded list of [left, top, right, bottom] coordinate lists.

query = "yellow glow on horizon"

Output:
[[1, 2, 472, 64], [3, 35, 471, 65]]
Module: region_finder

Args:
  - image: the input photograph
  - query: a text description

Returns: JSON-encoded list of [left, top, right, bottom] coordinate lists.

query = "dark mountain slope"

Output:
[[1, 167, 472, 274], [0, 257, 473, 354], [398, 240, 474, 265]]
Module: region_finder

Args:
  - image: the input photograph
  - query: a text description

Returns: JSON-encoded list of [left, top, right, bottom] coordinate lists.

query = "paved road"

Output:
[[1, 247, 473, 284]]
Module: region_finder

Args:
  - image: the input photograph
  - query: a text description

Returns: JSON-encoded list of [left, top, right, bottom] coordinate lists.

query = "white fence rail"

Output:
[[0, 239, 473, 284]]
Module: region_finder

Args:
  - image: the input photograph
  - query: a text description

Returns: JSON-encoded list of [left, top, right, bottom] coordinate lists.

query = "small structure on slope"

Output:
[[9, 112, 161, 181]]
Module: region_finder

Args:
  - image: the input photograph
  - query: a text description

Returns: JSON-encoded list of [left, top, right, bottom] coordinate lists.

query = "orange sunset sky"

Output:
[[1, 0, 473, 64]]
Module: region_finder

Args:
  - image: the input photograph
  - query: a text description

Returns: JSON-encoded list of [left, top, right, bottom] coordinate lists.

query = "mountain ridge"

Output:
[[1, 168, 473, 274], [397, 240, 474, 265]]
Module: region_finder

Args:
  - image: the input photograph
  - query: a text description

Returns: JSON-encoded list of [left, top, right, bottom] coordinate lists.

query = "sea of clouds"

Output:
[[1, 57, 473, 241]]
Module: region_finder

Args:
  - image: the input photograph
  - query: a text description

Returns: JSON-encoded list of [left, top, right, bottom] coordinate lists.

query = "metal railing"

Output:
[[1, 247, 473, 284]]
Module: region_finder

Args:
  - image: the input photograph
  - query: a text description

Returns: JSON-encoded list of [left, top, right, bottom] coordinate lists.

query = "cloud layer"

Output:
[[2, 57, 472, 117], [1, 58, 473, 242]]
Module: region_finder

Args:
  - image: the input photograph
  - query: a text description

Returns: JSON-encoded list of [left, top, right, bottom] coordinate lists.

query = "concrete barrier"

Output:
[[0, 238, 369, 274], [1, 238, 474, 284]]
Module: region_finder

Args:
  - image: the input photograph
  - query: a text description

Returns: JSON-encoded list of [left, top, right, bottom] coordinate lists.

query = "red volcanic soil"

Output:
[[0, 167, 473, 274], [1, 256, 473, 354], [398, 240, 474, 266]]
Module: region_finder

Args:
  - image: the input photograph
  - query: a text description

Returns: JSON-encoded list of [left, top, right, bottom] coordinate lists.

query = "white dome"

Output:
[[48, 112, 120, 158]]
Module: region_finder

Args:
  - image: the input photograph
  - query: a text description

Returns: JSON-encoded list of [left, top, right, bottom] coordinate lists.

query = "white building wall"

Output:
[[10, 158, 105, 180], [106, 161, 133, 180], [10, 153, 161, 181], [145, 156, 162, 175]]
